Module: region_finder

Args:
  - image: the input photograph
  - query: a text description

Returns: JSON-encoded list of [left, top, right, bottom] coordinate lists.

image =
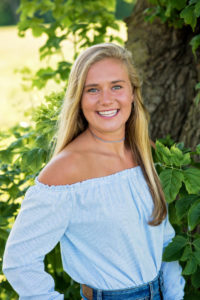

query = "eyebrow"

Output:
[[84, 80, 126, 88]]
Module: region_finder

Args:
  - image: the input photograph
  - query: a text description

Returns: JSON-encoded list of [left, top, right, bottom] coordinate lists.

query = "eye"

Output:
[[112, 85, 122, 90], [87, 88, 98, 93]]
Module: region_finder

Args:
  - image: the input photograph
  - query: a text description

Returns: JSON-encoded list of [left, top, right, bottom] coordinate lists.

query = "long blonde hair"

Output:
[[52, 43, 167, 226]]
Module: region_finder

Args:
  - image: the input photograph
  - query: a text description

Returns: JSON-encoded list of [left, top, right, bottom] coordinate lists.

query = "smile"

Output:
[[97, 109, 119, 117]]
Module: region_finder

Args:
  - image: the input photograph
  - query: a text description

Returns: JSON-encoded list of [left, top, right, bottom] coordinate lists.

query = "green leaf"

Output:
[[196, 144, 200, 155], [32, 25, 44, 37], [113, 36, 124, 45], [182, 255, 198, 275], [163, 235, 187, 261], [36, 67, 56, 79], [194, 1, 200, 17], [46, 244, 63, 272], [170, 0, 187, 10], [175, 195, 199, 220], [193, 238, 200, 251], [195, 83, 200, 90], [23, 2, 36, 18], [8, 185, 20, 198], [2, 202, 20, 218], [180, 153, 191, 165], [35, 134, 49, 149], [0, 216, 9, 227], [180, 245, 193, 261], [170, 144, 191, 166], [8, 138, 24, 150], [180, 5, 197, 31], [194, 251, 200, 264], [190, 34, 200, 55], [188, 200, 200, 230], [21, 148, 46, 172], [159, 169, 184, 203], [191, 267, 200, 288], [183, 168, 200, 194], [165, 2, 172, 17], [155, 141, 172, 165], [0, 150, 14, 164], [0, 228, 9, 240], [194, 92, 200, 106]]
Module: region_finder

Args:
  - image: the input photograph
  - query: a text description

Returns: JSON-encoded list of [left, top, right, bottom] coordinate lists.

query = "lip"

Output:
[[96, 109, 120, 118]]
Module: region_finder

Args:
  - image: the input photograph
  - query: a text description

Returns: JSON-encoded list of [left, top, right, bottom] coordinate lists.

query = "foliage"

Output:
[[115, 0, 136, 19], [144, 0, 200, 32], [16, 0, 125, 90], [152, 138, 200, 298]]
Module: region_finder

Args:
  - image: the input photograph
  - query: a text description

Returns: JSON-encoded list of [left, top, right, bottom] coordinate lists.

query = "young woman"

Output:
[[3, 43, 185, 299]]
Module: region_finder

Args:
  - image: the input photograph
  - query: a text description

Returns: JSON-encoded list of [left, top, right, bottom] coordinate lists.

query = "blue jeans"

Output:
[[80, 270, 164, 300]]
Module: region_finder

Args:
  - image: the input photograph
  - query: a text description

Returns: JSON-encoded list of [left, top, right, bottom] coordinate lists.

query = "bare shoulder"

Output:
[[38, 150, 83, 186]]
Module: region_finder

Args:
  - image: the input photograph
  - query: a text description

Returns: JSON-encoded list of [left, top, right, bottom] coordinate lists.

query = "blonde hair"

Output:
[[52, 43, 167, 226]]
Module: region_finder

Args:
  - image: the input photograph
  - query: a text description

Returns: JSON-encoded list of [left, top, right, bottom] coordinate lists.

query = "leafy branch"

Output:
[[16, 0, 123, 90], [153, 139, 200, 296]]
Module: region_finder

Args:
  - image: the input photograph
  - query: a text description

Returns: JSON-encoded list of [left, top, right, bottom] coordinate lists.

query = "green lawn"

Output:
[[0, 24, 127, 130]]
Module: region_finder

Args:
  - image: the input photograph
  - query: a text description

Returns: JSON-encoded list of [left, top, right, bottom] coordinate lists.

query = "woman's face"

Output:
[[81, 58, 134, 138]]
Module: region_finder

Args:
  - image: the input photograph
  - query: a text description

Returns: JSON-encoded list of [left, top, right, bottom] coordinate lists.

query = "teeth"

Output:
[[98, 109, 118, 116]]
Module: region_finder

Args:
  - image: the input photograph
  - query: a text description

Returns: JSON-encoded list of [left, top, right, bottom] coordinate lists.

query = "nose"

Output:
[[99, 88, 113, 105]]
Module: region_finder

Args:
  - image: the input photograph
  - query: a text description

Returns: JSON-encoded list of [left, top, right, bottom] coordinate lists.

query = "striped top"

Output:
[[3, 166, 185, 299]]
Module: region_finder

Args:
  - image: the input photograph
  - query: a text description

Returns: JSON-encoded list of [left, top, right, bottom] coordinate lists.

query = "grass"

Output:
[[0, 23, 127, 131]]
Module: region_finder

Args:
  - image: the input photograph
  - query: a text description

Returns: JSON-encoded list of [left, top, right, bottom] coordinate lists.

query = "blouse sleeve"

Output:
[[161, 211, 186, 300], [2, 182, 73, 300]]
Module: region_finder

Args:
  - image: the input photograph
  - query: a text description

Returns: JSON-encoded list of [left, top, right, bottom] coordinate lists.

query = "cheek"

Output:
[[81, 97, 95, 116], [120, 94, 133, 107], [81, 96, 89, 110], [82, 95, 98, 110]]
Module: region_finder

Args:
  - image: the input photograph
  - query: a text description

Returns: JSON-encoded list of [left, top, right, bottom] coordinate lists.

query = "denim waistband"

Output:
[[80, 270, 164, 300]]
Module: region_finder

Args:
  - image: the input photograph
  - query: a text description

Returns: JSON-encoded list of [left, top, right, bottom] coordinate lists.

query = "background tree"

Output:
[[125, 0, 200, 149]]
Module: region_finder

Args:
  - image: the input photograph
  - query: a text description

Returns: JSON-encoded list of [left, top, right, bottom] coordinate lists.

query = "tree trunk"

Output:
[[125, 0, 200, 149]]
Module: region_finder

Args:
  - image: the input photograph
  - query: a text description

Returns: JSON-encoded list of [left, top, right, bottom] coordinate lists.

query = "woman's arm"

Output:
[[161, 212, 185, 300], [3, 181, 73, 300]]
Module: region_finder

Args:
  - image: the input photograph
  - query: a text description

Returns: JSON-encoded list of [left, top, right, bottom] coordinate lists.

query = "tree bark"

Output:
[[125, 0, 200, 149]]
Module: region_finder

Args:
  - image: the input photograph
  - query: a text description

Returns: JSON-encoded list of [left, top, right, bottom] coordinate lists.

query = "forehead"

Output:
[[85, 58, 129, 82]]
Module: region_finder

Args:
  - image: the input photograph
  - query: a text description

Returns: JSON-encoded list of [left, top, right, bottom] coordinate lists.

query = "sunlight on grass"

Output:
[[0, 23, 127, 130]]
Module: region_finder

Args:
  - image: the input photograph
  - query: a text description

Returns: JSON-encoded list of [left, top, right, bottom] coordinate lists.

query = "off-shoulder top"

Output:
[[3, 166, 185, 299]]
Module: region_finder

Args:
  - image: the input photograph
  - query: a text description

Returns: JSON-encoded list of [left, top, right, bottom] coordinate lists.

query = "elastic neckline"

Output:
[[35, 165, 141, 191]]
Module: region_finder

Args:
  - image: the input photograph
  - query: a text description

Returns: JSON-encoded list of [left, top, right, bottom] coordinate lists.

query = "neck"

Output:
[[87, 128, 127, 158], [88, 128, 125, 143]]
